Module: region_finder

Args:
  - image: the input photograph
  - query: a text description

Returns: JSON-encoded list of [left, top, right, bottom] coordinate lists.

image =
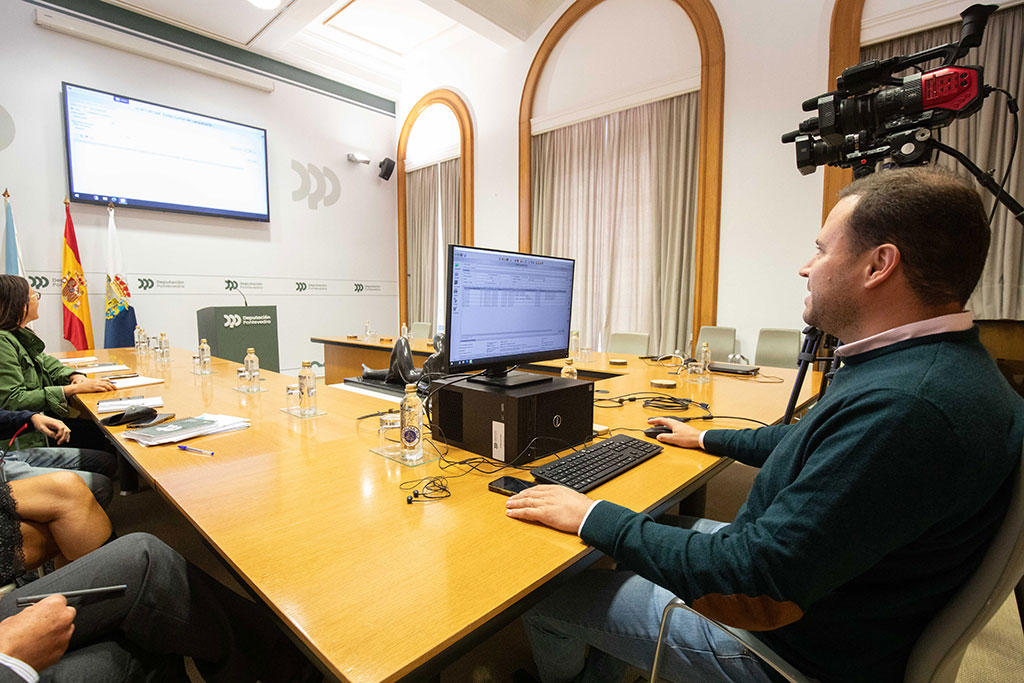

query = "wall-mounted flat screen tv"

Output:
[[62, 82, 270, 222]]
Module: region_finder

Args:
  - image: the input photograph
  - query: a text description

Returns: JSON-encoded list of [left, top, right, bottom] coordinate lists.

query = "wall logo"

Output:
[[223, 314, 242, 328], [28, 276, 49, 289], [295, 282, 307, 292], [353, 283, 364, 292], [291, 160, 340, 209], [137, 278, 154, 290], [224, 280, 239, 291]]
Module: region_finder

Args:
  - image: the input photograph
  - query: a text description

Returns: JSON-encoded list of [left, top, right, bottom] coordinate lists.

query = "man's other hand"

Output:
[[29, 414, 71, 445], [0, 595, 75, 672], [506, 485, 594, 533]]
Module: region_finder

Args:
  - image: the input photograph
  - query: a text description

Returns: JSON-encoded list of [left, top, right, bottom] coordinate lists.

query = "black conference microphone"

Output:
[[236, 287, 248, 307]]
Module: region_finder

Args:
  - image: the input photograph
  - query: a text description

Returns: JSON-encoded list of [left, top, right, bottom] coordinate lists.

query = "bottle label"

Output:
[[402, 425, 420, 446]]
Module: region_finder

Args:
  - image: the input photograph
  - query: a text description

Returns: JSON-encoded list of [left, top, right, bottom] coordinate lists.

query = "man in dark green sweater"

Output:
[[507, 168, 1024, 682]]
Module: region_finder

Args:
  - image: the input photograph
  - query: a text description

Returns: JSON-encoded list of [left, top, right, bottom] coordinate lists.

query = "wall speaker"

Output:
[[378, 157, 395, 181]]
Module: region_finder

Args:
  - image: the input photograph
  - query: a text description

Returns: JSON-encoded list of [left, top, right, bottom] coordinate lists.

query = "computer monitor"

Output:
[[445, 245, 575, 387]]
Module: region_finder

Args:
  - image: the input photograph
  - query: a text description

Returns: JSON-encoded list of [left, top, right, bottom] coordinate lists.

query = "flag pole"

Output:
[[65, 196, 70, 206], [2, 189, 8, 198]]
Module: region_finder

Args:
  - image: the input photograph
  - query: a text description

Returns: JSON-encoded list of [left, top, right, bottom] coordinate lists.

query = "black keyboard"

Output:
[[531, 434, 663, 492]]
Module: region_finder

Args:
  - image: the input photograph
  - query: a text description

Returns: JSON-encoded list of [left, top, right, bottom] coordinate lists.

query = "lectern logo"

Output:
[[224, 280, 239, 291], [295, 282, 307, 292], [353, 283, 364, 292], [223, 314, 242, 328], [137, 278, 154, 290], [552, 415, 563, 429], [28, 276, 50, 289]]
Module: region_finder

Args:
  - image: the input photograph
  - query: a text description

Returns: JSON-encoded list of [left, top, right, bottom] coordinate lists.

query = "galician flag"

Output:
[[104, 206, 137, 348], [2, 190, 26, 276], [61, 200, 94, 350]]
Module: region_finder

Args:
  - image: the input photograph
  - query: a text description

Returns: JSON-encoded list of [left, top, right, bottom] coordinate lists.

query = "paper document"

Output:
[[96, 396, 164, 414], [60, 356, 98, 366], [110, 376, 164, 390], [80, 364, 131, 375], [121, 413, 250, 446]]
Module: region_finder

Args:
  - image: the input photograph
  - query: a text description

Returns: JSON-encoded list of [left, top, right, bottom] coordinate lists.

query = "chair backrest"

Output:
[[696, 326, 736, 361], [409, 322, 431, 339], [754, 328, 802, 368], [607, 332, 650, 355], [904, 443, 1024, 683]]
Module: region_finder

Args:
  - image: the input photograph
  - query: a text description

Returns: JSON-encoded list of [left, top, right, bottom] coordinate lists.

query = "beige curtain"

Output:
[[532, 92, 699, 354], [861, 4, 1024, 320], [406, 164, 439, 324], [439, 158, 461, 249]]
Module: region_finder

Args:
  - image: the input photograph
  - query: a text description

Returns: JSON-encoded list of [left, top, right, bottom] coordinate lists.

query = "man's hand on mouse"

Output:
[[647, 417, 703, 449], [506, 485, 594, 533]]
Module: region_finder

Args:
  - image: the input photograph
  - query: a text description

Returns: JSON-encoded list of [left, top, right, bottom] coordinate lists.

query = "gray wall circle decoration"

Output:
[[0, 105, 14, 152]]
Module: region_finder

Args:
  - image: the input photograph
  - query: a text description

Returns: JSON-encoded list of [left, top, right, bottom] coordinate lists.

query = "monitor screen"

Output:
[[62, 82, 270, 222], [445, 245, 575, 375]]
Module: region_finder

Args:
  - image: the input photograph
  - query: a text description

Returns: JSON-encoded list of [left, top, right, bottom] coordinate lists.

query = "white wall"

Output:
[[0, 0, 398, 374], [400, 0, 833, 357]]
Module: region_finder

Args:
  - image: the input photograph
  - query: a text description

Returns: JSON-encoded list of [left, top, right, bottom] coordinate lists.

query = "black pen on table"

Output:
[[15, 584, 128, 607]]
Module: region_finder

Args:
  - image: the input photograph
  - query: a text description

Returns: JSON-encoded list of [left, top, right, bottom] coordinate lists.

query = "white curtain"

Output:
[[861, 4, 1024, 320], [406, 164, 439, 324], [531, 92, 700, 354]]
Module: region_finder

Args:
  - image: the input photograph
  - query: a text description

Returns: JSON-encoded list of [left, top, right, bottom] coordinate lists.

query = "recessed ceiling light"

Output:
[[247, 0, 282, 10]]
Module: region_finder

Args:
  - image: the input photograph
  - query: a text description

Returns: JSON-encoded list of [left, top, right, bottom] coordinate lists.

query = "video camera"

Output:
[[782, 4, 997, 177]]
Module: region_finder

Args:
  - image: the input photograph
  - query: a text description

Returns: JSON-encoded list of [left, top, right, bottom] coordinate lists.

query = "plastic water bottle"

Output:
[[569, 331, 580, 359], [364, 320, 371, 341], [157, 332, 170, 362], [134, 326, 145, 354], [244, 347, 260, 392], [401, 322, 409, 340], [561, 357, 578, 379], [699, 342, 712, 382], [400, 383, 423, 463], [198, 338, 211, 374], [298, 361, 318, 416]]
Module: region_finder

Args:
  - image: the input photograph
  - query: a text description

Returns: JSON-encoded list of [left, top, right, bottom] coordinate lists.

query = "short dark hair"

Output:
[[838, 167, 990, 306], [0, 275, 30, 332]]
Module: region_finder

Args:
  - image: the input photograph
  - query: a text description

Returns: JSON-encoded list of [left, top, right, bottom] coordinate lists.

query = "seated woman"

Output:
[[0, 275, 117, 506]]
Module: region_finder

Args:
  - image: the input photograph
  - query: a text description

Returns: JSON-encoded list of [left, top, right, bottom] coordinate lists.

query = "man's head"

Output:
[[799, 167, 990, 339]]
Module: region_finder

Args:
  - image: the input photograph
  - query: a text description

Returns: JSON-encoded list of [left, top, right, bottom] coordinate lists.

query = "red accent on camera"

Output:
[[921, 67, 980, 112]]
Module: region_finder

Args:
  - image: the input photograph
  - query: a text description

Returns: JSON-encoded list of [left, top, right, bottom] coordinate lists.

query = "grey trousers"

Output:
[[0, 533, 294, 682]]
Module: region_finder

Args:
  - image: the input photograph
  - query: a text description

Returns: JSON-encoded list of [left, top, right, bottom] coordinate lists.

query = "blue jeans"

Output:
[[523, 518, 772, 683], [2, 447, 117, 508]]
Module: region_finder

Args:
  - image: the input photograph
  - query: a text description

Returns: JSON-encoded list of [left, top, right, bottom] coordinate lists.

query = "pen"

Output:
[[16, 585, 128, 607], [178, 445, 214, 456], [104, 373, 138, 380]]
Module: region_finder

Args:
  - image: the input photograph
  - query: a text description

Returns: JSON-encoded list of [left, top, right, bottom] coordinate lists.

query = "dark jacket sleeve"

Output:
[[580, 392, 969, 631], [702, 422, 792, 468], [0, 409, 37, 440]]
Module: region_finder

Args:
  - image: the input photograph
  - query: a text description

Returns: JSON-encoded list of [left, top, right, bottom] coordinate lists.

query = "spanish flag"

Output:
[[62, 200, 94, 350]]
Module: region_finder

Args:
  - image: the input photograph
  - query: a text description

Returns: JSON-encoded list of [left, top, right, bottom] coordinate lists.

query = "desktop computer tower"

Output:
[[429, 376, 594, 463]]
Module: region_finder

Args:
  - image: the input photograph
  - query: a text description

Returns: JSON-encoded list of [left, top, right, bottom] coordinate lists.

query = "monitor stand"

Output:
[[468, 369, 553, 388]]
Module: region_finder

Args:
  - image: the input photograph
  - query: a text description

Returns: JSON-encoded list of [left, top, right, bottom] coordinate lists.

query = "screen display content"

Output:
[[446, 245, 574, 386], [62, 83, 270, 222]]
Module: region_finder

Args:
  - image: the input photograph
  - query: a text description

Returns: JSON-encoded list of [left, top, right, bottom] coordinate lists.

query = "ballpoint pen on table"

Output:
[[178, 445, 214, 456], [16, 585, 128, 607]]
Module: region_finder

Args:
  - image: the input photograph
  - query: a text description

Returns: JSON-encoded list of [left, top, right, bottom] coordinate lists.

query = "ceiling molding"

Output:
[[860, 0, 1022, 46], [28, 0, 395, 114]]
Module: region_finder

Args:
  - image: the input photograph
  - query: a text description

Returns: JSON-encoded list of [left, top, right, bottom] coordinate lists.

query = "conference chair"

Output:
[[607, 332, 650, 355], [410, 322, 431, 339], [651, 445, 1024, 683], [754, 328, 802, 368], [695, 326, 735, 361]]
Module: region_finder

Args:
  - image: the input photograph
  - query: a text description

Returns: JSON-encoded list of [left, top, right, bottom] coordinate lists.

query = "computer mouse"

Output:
[[644, 425, 673, 438], [101, 405, 158, 426]]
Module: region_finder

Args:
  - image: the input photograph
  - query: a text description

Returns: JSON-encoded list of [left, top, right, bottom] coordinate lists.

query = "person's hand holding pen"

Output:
[[0, 595, 75, 674]]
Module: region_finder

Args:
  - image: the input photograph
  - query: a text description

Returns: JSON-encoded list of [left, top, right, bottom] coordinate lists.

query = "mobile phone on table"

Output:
[[488, 476, 536, 496]]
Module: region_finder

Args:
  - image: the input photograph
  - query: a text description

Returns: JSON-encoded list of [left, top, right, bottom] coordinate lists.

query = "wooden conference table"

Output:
[[62, 345, 818, 683]]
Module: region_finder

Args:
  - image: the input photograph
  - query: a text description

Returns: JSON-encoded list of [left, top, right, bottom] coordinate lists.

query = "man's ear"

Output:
[[863, 243, 901, 290]]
